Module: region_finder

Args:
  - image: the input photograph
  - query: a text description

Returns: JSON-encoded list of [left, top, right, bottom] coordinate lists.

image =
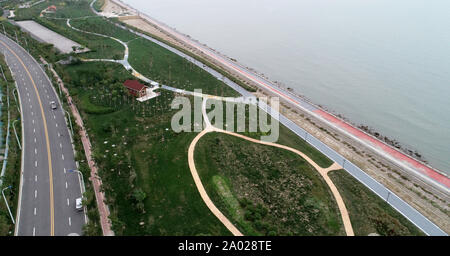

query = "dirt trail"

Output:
[[187, 98, 354, 236], [188, 128, 244, 236]]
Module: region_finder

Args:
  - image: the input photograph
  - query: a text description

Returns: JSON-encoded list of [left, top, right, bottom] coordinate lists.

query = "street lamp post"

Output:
[[12, 88, 19, 112], [48, 63, 62, 97], [65, 110, 74, 136], [58, 80, 62, 98], [69, 169, 85, 195], [12, 119, 21, 150], [0, 64, 6, 81], [2, 186, 15, 224]]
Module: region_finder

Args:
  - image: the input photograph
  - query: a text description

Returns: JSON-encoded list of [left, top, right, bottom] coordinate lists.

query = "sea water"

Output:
[[123, 0, 450, 173]]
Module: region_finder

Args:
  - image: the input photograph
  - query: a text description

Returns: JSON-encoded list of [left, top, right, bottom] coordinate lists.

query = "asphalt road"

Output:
[[0, 33, 85, 236]]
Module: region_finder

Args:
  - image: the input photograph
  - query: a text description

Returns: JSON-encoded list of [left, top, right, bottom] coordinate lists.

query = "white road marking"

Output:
[[65, 182, 68, 189], [33, 227, 35, 236], [34, 137, 36, 143], [68, 217, 71, 226], [34, 208, 36, 216], [64, 168, 66, 174], [34, 190, 37, 198], [60, 143, 62, 149], [35, 161, 37, 167], [31, 111, 34, 116], [33, 128, 35, 134], [67, 198, 70, 206], [35, 175, 37, 182], [32, 119, 34, 124], [55, 123, 58, 128], [34, 148, 37, 155], [62, 154, 64, 160], [58, 132, 61, 137]]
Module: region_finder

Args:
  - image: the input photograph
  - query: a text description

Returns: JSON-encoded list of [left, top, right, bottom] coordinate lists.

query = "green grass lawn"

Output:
[[194, 132, 345, 236], [46, 0, 94, 19], [273, 124, 333, 168], [328, 170, 424, 236], [14, 0, 51, 20], [15, 0, 94, 20], [205, 98, 333, 168], [84, 106, 231, 235], [71, 17, 138, 42], [128, 38, 240, 97]]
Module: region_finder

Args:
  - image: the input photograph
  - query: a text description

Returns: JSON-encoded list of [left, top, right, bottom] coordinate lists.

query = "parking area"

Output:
[[15, 20, 86, 53]]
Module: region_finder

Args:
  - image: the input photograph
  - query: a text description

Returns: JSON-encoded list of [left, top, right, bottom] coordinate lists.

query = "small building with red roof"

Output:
[[123, 80, 147, 97], [47, 5, 57, 12]]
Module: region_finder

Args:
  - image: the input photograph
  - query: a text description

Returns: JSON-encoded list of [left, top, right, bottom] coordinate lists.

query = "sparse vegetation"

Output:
[[93, 0, 105, 12], [195, 132, 345, 236], [328, 170, 424, 236]]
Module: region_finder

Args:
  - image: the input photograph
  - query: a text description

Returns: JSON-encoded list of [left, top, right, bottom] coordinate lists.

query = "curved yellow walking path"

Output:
[[187, 98, 354, 236], [188, 127, 244, 236]]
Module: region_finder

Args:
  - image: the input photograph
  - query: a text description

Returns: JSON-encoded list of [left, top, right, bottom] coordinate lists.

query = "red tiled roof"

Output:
[[124, 80, 146, 91]]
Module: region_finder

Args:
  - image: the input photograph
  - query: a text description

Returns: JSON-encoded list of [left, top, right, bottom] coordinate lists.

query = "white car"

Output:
[[50, 101, 57, 110], [75, 197, 83, 211]]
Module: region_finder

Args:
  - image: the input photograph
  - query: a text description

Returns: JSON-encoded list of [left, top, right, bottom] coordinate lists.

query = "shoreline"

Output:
[[107, 0, 449, 186]]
